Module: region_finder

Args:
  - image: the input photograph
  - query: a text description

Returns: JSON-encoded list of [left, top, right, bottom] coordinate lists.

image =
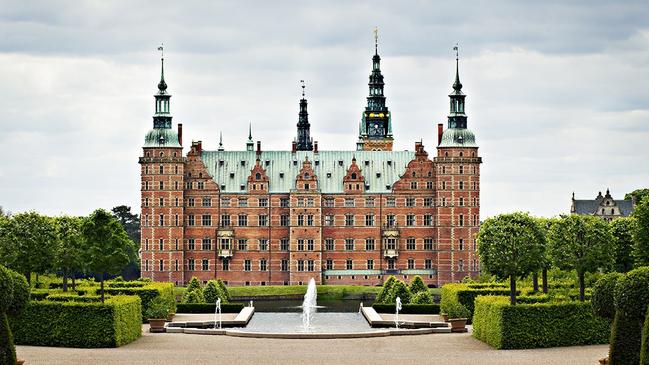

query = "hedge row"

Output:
[[472, 296, 610, 349], [372, 303, 440, 314], [440, 283, 514, 323], [10, 296, 141, 348], [176, 303, 244, 314], [45, 294, 104, 303], [104, 282, 174, 321], [642, 306, 649, 365]]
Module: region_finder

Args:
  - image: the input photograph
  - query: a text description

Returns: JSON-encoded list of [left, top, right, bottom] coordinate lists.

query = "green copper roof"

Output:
[[143, 128, 181, 148], [202, 150, 416, 194], [438, 128, 477, 148]]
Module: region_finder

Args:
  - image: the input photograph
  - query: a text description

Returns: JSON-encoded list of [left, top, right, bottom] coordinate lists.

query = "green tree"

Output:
[[610, 217, 636, 272], [54, 216, 85, 292], [410, 290, 434, 304], [409, 276, 427, 295], [82, 209, 135, 303], [548, 215, 614, 302], [375, 276, 396, 304], [216, 279, 231, 302], [537, 217, 557, 294], [477, 212, 545, 305], [111, 206, 141, 280], [633, 197, 649, 267], [203, 280, 220, 304], [386, 280, 411, 304], [625, 189, 649, 203], [0, 265, 29, 365], [186, 277, 202, 292]]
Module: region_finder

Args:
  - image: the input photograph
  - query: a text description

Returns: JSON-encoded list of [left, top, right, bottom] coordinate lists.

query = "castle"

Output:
[[139, 40, 482, 287]]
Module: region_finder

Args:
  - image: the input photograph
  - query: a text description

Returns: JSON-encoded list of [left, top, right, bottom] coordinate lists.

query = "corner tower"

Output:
[[434, 45, 482, 285], [139, 47, 185, 284], [357, 28, 393, 151]]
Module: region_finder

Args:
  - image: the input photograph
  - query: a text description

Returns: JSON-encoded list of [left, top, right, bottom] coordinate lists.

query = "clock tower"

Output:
[[357, 28, 393, 151]]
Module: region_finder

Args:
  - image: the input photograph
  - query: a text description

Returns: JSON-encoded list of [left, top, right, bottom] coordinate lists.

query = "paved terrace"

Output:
[[17, 325, 608, 365]]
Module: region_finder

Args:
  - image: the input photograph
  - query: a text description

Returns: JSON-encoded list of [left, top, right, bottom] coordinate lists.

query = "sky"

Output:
[[0, 0, 648, 219]]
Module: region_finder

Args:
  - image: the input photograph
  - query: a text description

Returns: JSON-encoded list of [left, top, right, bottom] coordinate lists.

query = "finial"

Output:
[[218, 131, 224, 151], [248, 123, 252, 141], [373, 26, 379, 55], [452, 43, 462, 91], [157, 44, 167, 91], [300, 80, 305, 98]]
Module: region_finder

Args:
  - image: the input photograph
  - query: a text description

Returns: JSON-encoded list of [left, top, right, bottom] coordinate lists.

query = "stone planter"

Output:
[[448, 318, 468, 333], [148, 318, 167, 333], [166, 312, 175, 322]]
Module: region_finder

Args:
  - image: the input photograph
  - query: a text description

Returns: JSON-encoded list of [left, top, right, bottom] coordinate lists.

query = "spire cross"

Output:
[[158, 43, 164, 59], [300, 80, 305, 97], [373, 26, 379, 54]]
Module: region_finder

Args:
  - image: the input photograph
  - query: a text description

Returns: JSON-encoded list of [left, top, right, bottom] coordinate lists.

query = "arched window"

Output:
[[351, 172, 357, 179], [304, 173, 310, 179], [412, 171, 416, 177], [256, 172, 261, 180], [459, 152, 464, 157]]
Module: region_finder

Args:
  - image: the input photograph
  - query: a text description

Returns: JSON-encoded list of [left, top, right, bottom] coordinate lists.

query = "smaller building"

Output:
[[571, 189, 635, 222]]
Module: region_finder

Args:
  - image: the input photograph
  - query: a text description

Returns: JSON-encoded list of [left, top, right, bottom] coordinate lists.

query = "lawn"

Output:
[[228, 285, 382, 300]]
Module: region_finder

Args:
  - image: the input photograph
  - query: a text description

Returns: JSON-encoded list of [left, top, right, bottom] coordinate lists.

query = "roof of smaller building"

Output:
[[573, 199, 635, 216], [438, 128, 478, 148]]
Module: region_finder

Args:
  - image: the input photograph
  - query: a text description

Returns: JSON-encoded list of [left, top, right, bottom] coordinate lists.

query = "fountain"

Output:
[[394, 297, 402, 329], [302, 278, 317, 331], [213, 298, 222, 329]]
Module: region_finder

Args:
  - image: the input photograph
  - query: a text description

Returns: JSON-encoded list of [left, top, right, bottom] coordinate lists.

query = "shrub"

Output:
[[103, 282, 174, 322], [107, 281, 146, 288], [30, 289, 54, 301], [385, 280, 411, 304], [409, 276, 427, 295], [592, 272, 622, 319], [186, 277, 202, 293], [375, 276, 396, 304], [473, 296, 610, 349], [446, 302, 470, 319], [145, 296, 170, 319], [410, 291, 434, 305], [46, 294, 103, 303], [203, 280, 227, 304], [176, 303, 245, 314], [372, 303, 440, 314], [216, 279, 231, 302], [641, 306, 649, 365], [614, 267, 649, 320], [609, 310, 644, 365], [10, 295, 141, 348], [183, 289, 205, 304], [0, 266, 29, 365], [440, 283, 512, 322]]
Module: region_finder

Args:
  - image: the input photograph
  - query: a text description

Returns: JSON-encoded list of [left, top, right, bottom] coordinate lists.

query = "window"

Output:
[[425, 259, 433, 269], [410, 181, 418, 189], [159, 259, 164, 271], [297, 215, 305, 226], [188, 238, 195, 250], [459, 165, 464, 174], [238, 214, 248, 226], [281, 259, 289, 271], [406, 214, 415, 226], [459, 197, 464, 206], [260, 259, 267, 271], [280, 238, 289, 251], [159, 197, 164, 207], [426, 181, 433, 189], [458, 260, 464, 271], [244, 260, 251, 271], [280, 214, 289, 226], [406, 197, 415, 207], [259, 198, 268, 207], [297, 260, 305, 272], [188, 198, 195, 207], [238, 239, 248, 251], [386, 214, 396, 227], [346, 259, 353, 270], [365, 214, 375, 226], [424, 214, 433, 226], [159, 214, 164, 226], [307, 197, 314, 207], [344, 198, 355, 207], [365, 197, 375, 207], [307, 239, 314, 251], [307, 215, 314, 226], [365, 238, 375, 251], [459, 181, 464, 190], [259, 239, 268, 251], [174, 260, 179, 271], [297, 239, 305, 251], [325, 215, 334, 226], [202, 214, 212, 226], [458, 214, 464, 226], [159, 181, 164, 190], [202, 238, 211, 251], [239, 198, 248, 207], [188, 259, 195, 271], [197, 181, 204, 190], [202, 259, 209, 271], [222, 260, 230, 271], [188, 215, 195, 226], [345, 214, 354, 226], [202, 197, 211, 207], [424, 238, 434, 250], [144, 198, 149, 207], [408, 258, 415, 269], [221, 198, 231, 207], [174, 214, 179, 226], [367, 259, 374, 270], [307, 260, 314, 271], [259, 214, 268, 226], [280, 198, 289, 207], [388, 259, 395, 270], [325, 238, 334, 251], [386, 197, 395, 207], [144, 260, 150, 271], [297, 198, 304, 207], [158, 239, 164, 250], [386, 238, 397, 250], [458, 239, 464, 251], [323, 198, 334, 207], [220, 238, 231, 250], [406, 238, 416, 250], [326, 259, 333, 270], [220, 214, 231, 226], [345, 238, 354, 251]]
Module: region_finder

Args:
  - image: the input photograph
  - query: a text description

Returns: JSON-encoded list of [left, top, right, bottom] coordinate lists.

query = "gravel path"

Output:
[[16, 325, 608, 365]]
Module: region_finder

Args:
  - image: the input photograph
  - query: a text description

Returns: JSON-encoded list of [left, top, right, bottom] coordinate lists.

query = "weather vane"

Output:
[[453, 42, 459, 59], [157, 43, 164, 59], [373, 26, 379, 53], [300, 80, 305, 97]]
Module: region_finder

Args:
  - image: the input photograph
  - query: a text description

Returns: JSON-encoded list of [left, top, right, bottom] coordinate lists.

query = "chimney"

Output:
[[256, 141, 261, 154], [437, 123, 443, 145], [292, 141, 297, 153], [178, 123, 183, 146], [314, 141, 318, 153]]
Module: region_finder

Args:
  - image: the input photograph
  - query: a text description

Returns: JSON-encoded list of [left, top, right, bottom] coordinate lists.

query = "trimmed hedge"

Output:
[[592, 272, 622, 319], [10, 296, 141, 348], [609, 310, 644, 365], [45, 294, 104, 303], [472, 296, 610, 349], [372, 303, 440, 314], [440, 283, 513, 323], [176, 303, 244, 314], [642, 306, 649, 365], [103, 282, 174, 321], [107, 281, 146, 288]]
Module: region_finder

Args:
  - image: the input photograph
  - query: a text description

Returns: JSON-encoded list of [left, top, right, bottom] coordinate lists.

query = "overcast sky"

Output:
[[1, 1, 648, 218]]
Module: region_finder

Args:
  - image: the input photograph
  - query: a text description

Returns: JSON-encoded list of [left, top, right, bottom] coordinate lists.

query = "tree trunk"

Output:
[[542, 268, 548, 294], [578, 271, 585, 302], [532, 272, 539, 292], [72, 275, 76, 291], [24, 272, 30, 286], [0, 312, 16, 365], [100, 275, 105, 303], [62, 269, 68, 292], [510, 275, 517, 305]]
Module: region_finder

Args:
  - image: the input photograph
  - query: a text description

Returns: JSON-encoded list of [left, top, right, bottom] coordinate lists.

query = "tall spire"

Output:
[[295, 80, 313, 151], [452, 43, 462, 93], [246, 123, 254, 151], [448, 43, 467, 129], [153, 44, 172, 129], [374, 26, 379, 55]]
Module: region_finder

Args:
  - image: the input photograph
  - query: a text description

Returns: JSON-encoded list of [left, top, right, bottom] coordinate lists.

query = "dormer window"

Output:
[[364, 161, 369, 166], [304, 173, 310, 179], [293, 160, 298, 166], [265, 160, 270, 166], [240, 161, 246, 166], [315, 161, 320, 166], [351, 172, 357, 179], [387, 160, 392, 166], [255, 172, 261, 180], [376, 172, 381, 178], [326, 173, 332, 178], [229, 172, 235, 178], [279, 172, 284, 178], [219, 160, 224, 166]]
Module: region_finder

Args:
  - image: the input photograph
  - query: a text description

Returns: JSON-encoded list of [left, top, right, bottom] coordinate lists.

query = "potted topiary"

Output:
[[446, 302, 470, 332], [146, 296, 170, 333]]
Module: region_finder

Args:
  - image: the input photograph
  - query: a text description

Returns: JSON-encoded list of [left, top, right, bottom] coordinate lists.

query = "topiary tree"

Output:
[[610, 267, 649, 365], [410, 290, 434, 304], [0, 265, 29, 365], [610, 217, 636, 273], [477, 212, 545, 305], [633, 197, 649, 267], [386, 280, 411, 304], [375, 276, 396, 304], [641, 306, 649, 365], [182, 289, 205, 304], [203, 280, 220, 304], [216, 279, 231, 302], [548, 215, 614, 302], [409, 276, 427, 295], [592, 272, 622, 319], [186, 277, 202, 293]]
